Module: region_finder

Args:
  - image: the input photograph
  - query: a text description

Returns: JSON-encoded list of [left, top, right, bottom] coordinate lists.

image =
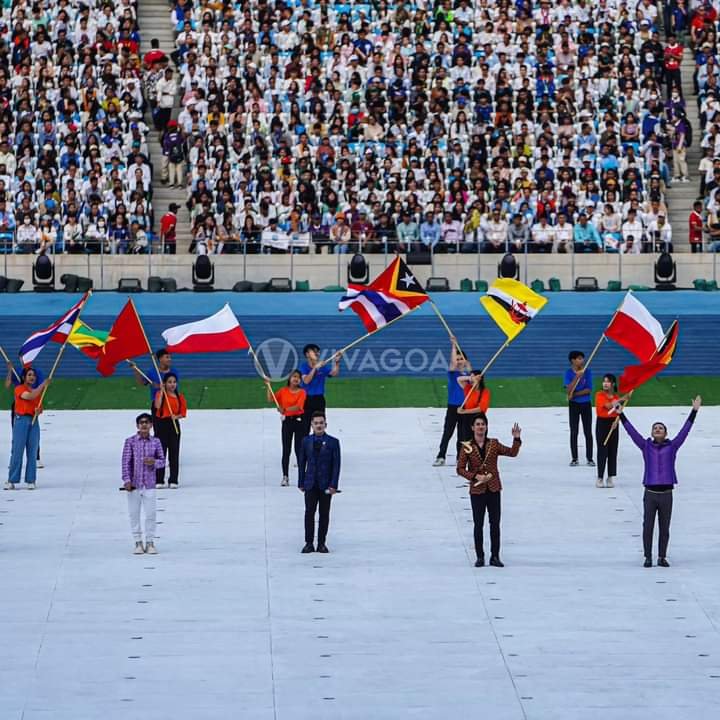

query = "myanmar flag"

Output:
[[68, 320, 110, 360], [618, 321, 679, 394], [96, 300, 150, 377], [480, 279, 548, 341]]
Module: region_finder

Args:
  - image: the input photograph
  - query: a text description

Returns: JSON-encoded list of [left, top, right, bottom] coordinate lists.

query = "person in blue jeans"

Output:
[[619, 396, 701, 568], [563, 350, 595, 467], [5, 361, 44, 468], [5, 368, 47, 490], [298, 412, 341, 554]]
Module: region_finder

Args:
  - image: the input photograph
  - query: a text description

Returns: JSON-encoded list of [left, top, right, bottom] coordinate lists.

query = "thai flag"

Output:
[[338, 285, 417, 333], [19, 293, 89, 365]]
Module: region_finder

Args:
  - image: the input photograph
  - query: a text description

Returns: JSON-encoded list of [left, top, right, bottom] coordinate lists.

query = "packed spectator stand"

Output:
[[2, 0, 718, 262]]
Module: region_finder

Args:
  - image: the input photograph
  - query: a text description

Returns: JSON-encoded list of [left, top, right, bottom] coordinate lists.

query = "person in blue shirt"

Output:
[[132, 348, 179, 486], [573, 213, 602, 253], [5, 361, 45, 467], [299, 343, 341, 436], [563, 350, 595, 467], [434, 338, 472, 466]]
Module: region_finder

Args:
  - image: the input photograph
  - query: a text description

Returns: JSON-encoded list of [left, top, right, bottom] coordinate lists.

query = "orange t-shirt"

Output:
[[463, 385, 491, 413], [14, 384, 42, 416], [155, 392, 187, 419], [275, 387, 306, 417], [595, 391, 619, 419]]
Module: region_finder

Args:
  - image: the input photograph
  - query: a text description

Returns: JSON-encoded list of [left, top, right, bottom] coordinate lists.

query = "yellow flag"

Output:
[[480, 278, 548, 341]]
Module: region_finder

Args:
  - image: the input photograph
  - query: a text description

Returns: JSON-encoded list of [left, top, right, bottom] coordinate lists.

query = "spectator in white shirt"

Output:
[[530, 216, 555, 253], [553, 214, 574, 253]]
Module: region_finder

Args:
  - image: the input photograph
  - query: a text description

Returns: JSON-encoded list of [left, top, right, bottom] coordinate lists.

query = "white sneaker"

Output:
[[606, 476, 615, 488], [595, 478, 604, 488], [133, 542, 145, 555], [145, 542, 158, 555], [36, 461, 44, 469], [281, 476, 289, 486], [26, 483, 36, 490], [4, 481, 15, 490], [432, 457, 445, 466]]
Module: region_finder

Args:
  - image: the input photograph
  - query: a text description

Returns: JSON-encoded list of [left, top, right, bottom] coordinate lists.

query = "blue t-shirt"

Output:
[[145, 367, 179, 404], [447, 370, 464, 406], [299, 361, 331, 397], [564, 367, 592, 403]]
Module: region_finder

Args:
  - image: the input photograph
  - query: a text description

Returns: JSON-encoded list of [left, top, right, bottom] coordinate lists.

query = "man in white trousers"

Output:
[[122, 413, 165, 554]]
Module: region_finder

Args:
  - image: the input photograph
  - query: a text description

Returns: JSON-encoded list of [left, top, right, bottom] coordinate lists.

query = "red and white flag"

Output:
[[604, 292, 665, 362], [161, 304, 250, 354]]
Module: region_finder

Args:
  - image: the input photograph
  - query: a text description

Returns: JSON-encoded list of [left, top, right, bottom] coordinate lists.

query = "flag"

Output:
[[605, 292, 665, 362], [618, 321, 679, 394], [19, 292, 90, 364], [96, 300, 150, 377], [480, 279, 548, 341], [338, 257, 429, 332], [67, 320, 110, 360], [161, 304, 250, 353]]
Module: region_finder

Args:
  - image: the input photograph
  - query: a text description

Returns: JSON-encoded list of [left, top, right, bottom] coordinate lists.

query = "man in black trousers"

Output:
[[298, 412, 341, 553]]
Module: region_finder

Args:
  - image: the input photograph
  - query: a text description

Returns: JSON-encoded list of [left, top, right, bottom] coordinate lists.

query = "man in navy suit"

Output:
[[298, 411, 341, 553]]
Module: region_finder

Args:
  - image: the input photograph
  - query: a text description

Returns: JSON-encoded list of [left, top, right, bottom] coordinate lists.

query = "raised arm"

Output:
[[671, 397, 701, 450], [619, 413, 646, 450], [497, 423, 522, 456]]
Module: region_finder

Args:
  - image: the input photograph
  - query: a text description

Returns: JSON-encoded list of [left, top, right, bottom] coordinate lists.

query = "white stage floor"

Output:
[[2, 407, 720, 720]]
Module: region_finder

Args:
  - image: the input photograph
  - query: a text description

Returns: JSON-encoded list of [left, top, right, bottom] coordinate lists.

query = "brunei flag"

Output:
[[67, 320, 110, 360], [338, 257, 429, 332], [480, 278, 548, 341], [618, 320, 679, 394]]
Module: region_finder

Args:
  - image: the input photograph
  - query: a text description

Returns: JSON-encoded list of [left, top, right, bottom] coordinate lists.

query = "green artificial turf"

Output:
[[17, 375, 719, 411]]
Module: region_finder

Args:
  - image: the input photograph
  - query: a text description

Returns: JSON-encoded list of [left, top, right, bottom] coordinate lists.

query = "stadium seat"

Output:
[[459, 278, 473, 292], [530, 279, 545, 294], [693, 279, 707, 291], [548, 278, 562, 292], [474, 280, 488, 292], [607, 280, 622, 291], [705, 280, 718, 291], [628, 285, 650, 291], [295, 280, 310, 291], [323, 285, 346, 292]]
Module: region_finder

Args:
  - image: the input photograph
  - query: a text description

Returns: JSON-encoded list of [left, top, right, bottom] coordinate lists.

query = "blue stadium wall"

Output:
[[0, 292, 717, 379]]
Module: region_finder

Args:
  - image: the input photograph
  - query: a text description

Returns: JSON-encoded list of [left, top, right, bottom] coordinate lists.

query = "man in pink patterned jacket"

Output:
[[122, 413, 165, 555]]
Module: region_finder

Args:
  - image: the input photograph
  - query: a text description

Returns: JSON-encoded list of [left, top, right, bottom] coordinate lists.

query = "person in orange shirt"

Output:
[[153, 373, 187, 488], [457, 371, 491, 443], [5, 368, 47, 490], [267, 369, 307, 486], [594, 373, 628, 489]]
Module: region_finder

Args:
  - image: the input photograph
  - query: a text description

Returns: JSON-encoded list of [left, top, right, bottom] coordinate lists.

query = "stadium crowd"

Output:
[[0, 0, 716, 256]]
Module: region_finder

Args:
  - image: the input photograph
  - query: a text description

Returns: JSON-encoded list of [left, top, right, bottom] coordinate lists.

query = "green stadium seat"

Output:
[[548, 277, 561, 292], [295, 280, 310, 291], [323, 285, 346, 292], [705, 280, 718, 291], [607, 280, 622, 291], [693, 279, 707, 291], [459, 278, 473, 292], [530, 279, 545, 293], [628, 284, 650, 291], [474, 280, 488, 292]]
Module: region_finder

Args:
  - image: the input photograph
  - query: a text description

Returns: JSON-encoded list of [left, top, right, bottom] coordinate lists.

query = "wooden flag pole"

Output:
[[0, 344, 21, 383], [457, 337, 511, 411], [321, 304, 424, 366], [126, 359, 154, 384], [247, 344, 281, 410], [33, 291, 93, 424], [429, 301, 465, 356], [130, 299, 178, 435]]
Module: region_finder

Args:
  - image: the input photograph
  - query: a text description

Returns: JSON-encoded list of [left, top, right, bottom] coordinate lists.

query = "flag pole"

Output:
[[457, 337, 511, 411], [321, 304, 424, 366], [247, 344, 281, 410], [0, 344, 21, 383], [126, 360, 154, 384], [33, 291, 93, 424], [429, 300, 465, 356], [602, 319, 677, 446], [129, 298, 178, 435]]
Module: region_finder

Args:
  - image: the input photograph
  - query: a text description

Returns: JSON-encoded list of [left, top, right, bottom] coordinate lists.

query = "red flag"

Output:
[[96, 300, 150, 377], [618, 321, 679, 394]]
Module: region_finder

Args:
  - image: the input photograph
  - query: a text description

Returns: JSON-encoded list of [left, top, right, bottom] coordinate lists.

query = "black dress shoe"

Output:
[[474, 555, 485, 568], [658, 558, 670, 567], [301, 543, 315, 553], [643, 557, 652, 568], [489, 556, 504, 567], [316, 543, 329, 553]]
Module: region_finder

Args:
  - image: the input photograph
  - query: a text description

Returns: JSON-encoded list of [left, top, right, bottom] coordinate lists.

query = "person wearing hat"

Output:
[[299, 344, 342, 437]]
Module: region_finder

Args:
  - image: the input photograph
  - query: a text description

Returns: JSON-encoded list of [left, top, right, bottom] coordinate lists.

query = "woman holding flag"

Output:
[[153, 373, 187, 488], [594, 374, 627, 489], [457, 372, 491, 443], [267, 370, 307, 486], [5, 368, 48, 490]]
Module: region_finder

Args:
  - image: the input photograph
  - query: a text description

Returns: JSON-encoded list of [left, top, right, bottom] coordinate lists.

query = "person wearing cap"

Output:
[[121, 413, 165, 555], [299, 344, 342, 437]]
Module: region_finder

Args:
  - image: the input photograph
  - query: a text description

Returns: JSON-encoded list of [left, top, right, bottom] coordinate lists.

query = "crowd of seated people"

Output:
[[154, 0, 693, 256], [0, 0, 153, 255]]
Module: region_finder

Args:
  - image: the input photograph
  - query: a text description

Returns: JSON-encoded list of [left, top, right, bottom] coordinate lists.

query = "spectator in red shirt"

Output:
[[689, 200, 704, 253], [160, 203, 179, 255], [664, 34, 684, 97]]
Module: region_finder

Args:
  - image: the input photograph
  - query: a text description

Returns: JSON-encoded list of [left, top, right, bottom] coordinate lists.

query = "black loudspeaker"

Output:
[[148, 276, 163, 293], [5, 278, 24, 293], [60, 274, 79, 292], [498, 253, 519, 279], [76, 277, 93, 292], [406, 249, 432, 265], [161, 278, 178, 292], [348, 253, 369, 284], [425, 276, 450, 291], [269, 277, 292, 292], [0, 276, 6, 292], [232, 281, 252, 292], [575, 276, 599, 292]]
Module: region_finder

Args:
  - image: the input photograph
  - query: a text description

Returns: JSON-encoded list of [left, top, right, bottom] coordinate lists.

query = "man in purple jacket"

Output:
[[122, 413, 165, 555], [619, 396, 702, 568]]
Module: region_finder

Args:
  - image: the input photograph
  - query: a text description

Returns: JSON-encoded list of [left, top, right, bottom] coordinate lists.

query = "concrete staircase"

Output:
[[666, 48, 703, 251], [137, 0, 192, 251]]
